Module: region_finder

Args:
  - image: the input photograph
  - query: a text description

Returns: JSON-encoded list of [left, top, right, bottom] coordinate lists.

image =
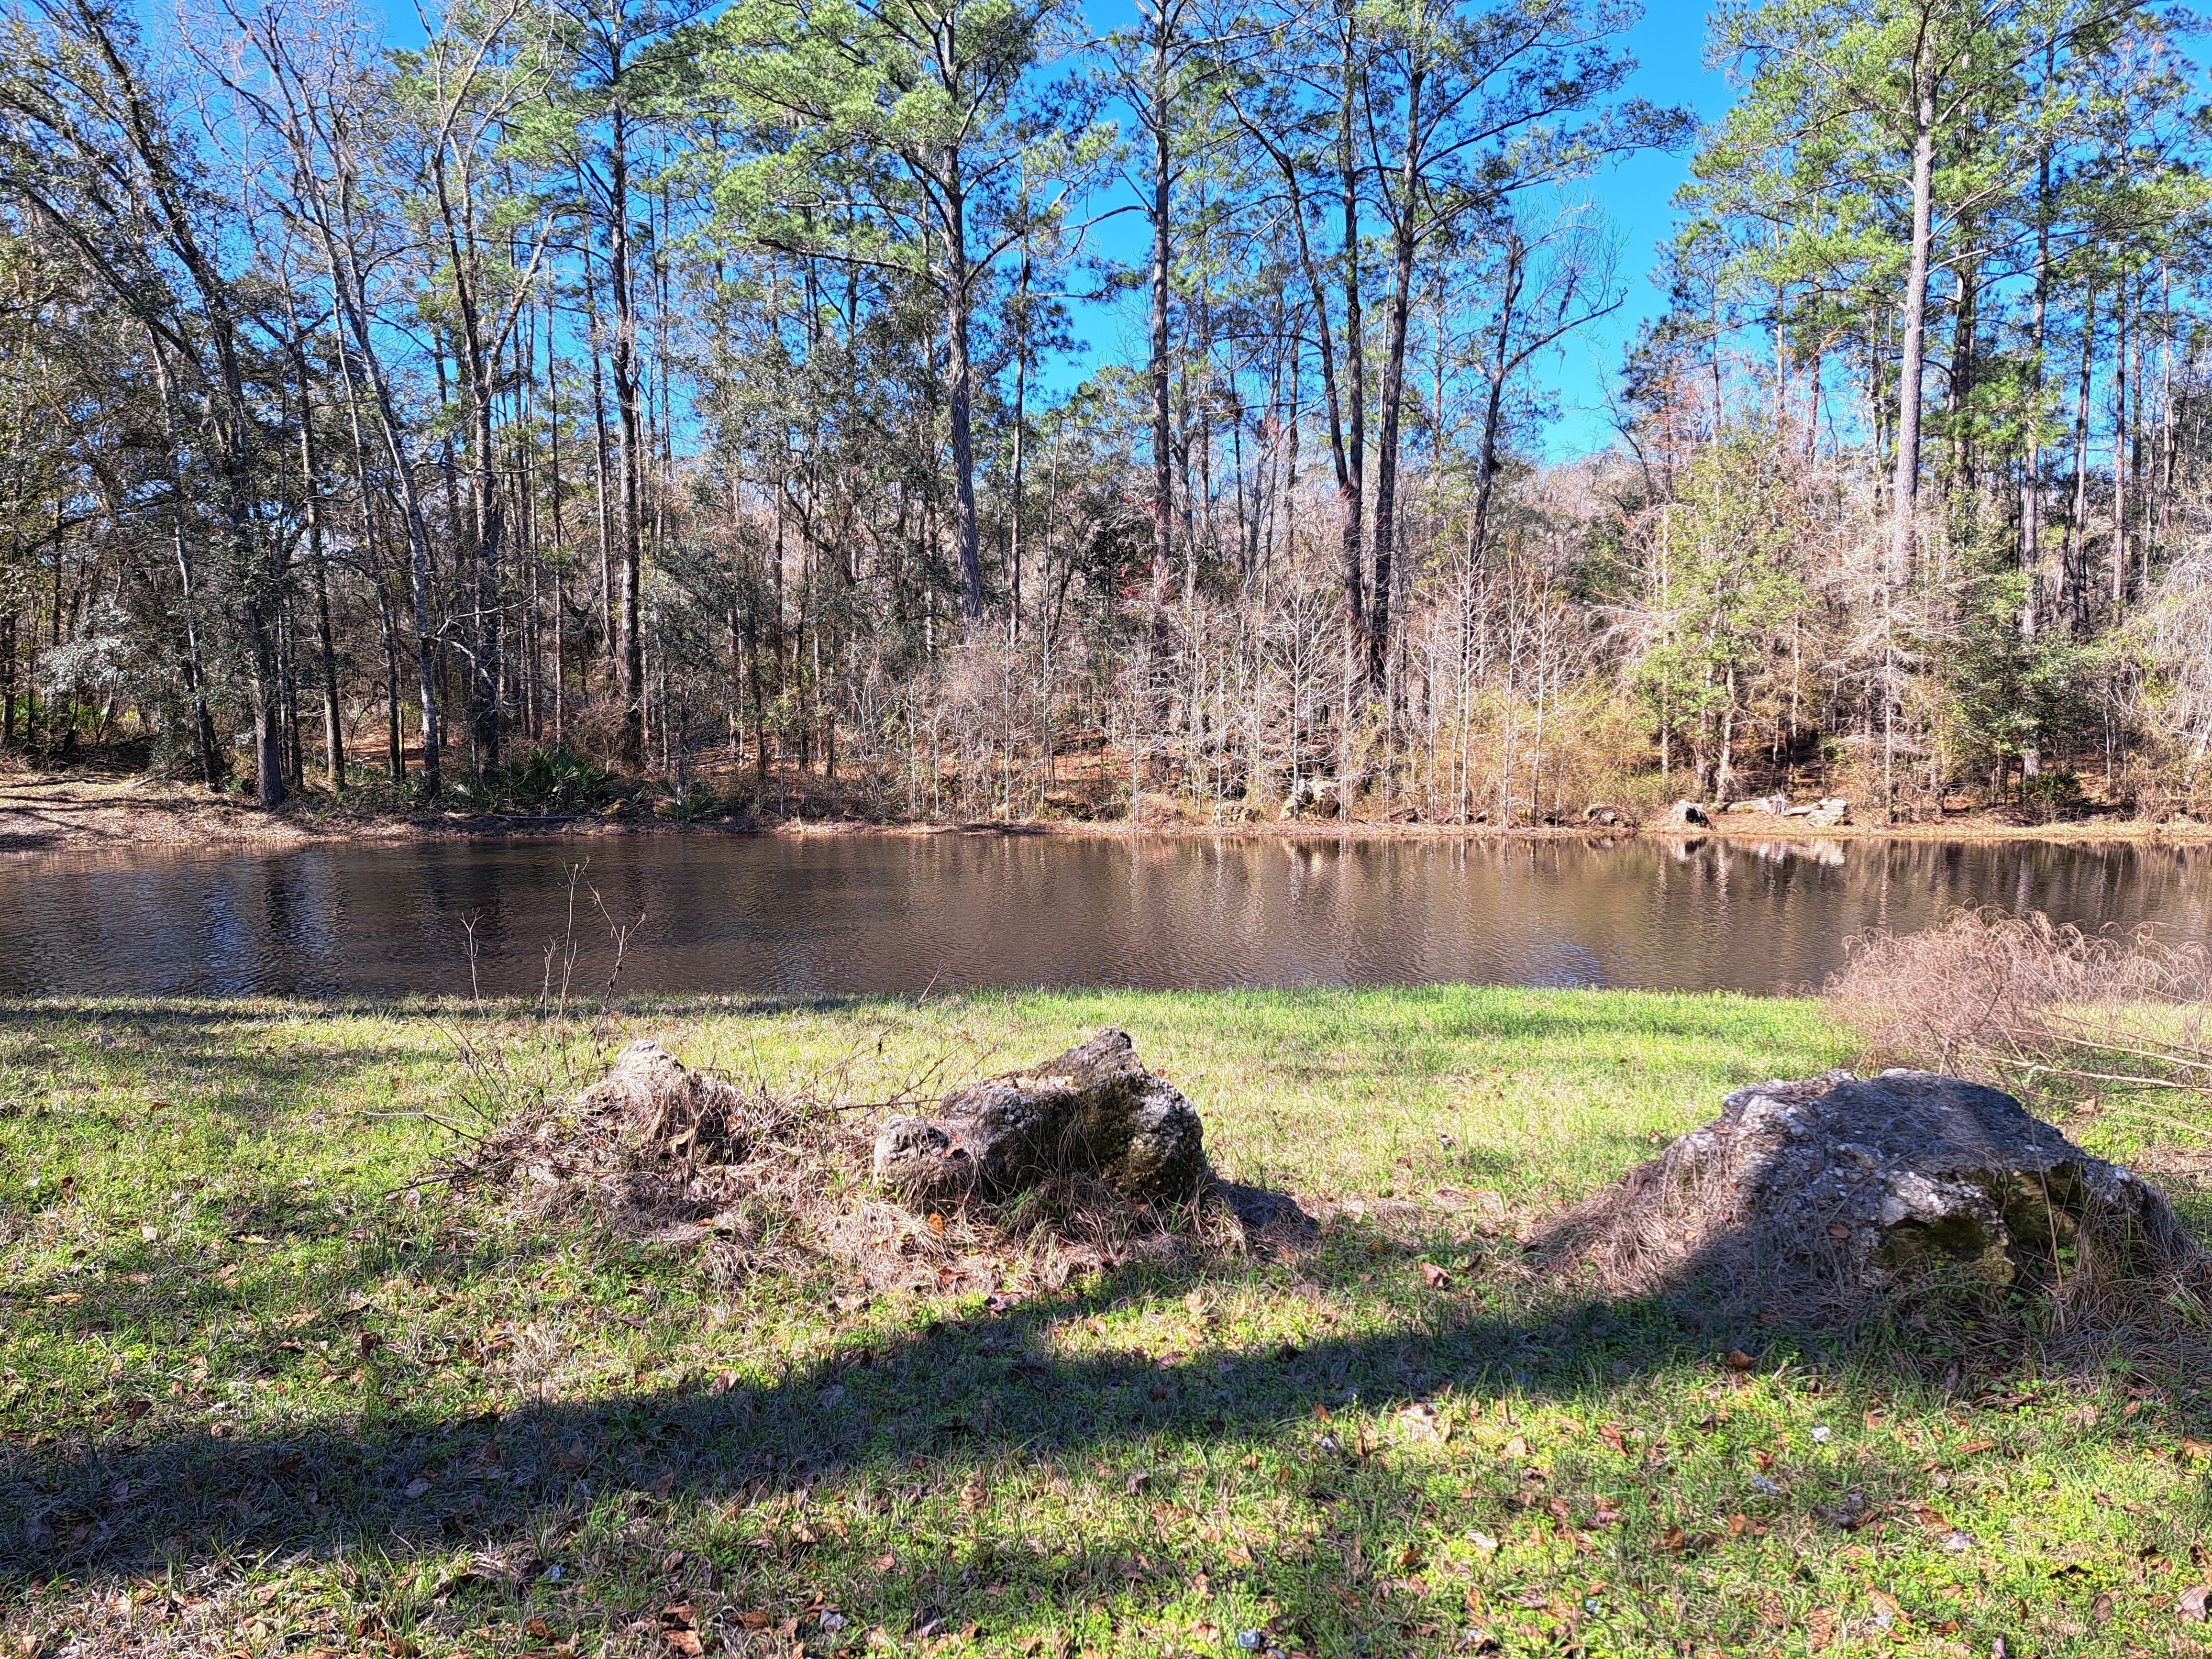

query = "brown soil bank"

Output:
[[5, 762, 2210, 854]]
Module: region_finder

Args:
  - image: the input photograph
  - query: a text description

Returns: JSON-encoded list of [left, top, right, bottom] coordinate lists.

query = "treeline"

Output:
[[1, 0, 2210, 824]]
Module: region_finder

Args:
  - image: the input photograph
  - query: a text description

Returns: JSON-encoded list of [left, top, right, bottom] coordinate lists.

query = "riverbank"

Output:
[[6, 763, 2210, 855], [3, 986, 2207, 1656]]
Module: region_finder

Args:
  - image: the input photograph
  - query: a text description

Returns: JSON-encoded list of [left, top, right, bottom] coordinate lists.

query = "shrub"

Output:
[[449, 745, 616, 813]]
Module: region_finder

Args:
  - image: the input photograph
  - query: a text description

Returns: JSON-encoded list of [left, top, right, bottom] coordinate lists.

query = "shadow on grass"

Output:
[[6, 1214, 2209, 1658]]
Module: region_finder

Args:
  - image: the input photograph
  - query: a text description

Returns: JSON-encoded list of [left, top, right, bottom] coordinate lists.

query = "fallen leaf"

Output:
[[1596, 1423, 1626, 1455], [928, 1213, 946, 1235], [1725, 1350, 1756, 1372], [1420, 1262, 1451, 1288], [523, 1618, 554, 1642], [1953, 1439, 1996, 1458], [2180, 1585, 2212, 1624], [738, 1613, 773, 1631], [1825, 1224, 1851, 1239]]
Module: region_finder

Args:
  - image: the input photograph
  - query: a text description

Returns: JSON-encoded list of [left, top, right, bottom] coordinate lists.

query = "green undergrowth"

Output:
[[0, 987, 2209, 1658]]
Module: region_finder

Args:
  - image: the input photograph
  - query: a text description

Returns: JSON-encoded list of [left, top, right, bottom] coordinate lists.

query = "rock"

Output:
[[1665, 799, 1711, 828], [1725, 794, 1789, 815], [1536, 1069, 2203, 1321], [1583, 803, 1634, 827], [872, 1028, 1209, 1205], [1784, 796, 1850, 826]]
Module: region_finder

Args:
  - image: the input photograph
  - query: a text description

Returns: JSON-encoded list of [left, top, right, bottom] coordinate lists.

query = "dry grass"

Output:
[[443, 1036, 1252, 1315], [1826, 908, 2212, 1129]]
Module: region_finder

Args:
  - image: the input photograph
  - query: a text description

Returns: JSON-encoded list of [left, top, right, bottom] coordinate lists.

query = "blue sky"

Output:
[[375, 0, 1733, 458], [1053, 0, 1737, 456]]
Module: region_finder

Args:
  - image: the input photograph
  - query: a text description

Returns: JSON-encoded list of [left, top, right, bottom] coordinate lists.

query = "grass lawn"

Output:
[[2, 986, 2210, 1658]]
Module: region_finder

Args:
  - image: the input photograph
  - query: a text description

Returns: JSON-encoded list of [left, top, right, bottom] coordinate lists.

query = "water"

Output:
[[3, 831, 2208, 1001]]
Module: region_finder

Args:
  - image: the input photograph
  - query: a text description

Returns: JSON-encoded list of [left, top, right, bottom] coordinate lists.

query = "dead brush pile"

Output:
[[1826, 909, 2212, 1126], [444, 1041, 1237, 1297]]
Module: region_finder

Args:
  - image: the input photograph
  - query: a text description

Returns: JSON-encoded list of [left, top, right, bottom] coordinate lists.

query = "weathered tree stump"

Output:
[[872, 1029, 1208, 1205], [1537, 1069, 2202, 1320]]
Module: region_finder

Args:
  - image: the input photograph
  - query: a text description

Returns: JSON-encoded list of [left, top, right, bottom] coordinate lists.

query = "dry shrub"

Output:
[[445, 1041, 1244, 1300], [1826, 909, 2212, 1126]]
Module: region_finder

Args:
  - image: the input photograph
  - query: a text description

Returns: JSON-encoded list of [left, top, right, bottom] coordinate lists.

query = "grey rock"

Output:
[[1537, 1068, 2202, 1318], [872, 1028, 1209, 1205], [1665, 799, 1712, 828]]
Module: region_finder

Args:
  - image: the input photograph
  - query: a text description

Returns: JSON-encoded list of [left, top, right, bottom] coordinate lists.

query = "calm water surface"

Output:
[[2, 831, 2209, 1000]]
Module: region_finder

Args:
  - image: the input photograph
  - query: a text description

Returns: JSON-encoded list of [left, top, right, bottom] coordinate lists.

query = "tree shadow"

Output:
[[7, 1188, 2207, 1657]]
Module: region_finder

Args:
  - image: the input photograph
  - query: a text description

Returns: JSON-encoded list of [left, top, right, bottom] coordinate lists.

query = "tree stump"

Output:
[[872, 1029, 1208, 1206]]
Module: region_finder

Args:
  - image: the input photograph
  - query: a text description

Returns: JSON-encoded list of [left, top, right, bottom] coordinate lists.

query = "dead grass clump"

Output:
[[446, 1041, 1247, 1299], [1826, 909, 2212, 1123]]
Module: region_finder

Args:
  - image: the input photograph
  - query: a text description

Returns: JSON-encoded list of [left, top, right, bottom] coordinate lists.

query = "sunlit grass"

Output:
[[0, 989, 2207, 1658]]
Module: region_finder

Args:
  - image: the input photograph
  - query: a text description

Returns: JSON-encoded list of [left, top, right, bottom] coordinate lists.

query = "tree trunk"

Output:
[[608, 109, 647, 768], [1367, 41, 1425, 686], [1889, 93, 1936, 588], [1147, 18, 1174, 611], [943, 166, 985, 623]]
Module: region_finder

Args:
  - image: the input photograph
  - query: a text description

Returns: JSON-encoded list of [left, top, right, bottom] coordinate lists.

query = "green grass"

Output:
[[1, 987, 2209, 1659]]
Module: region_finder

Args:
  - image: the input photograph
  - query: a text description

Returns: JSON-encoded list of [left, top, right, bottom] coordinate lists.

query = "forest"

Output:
[[2, 0, 2210, 827]]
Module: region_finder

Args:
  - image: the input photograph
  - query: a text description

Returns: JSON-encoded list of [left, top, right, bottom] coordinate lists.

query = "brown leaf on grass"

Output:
[[928, 1213, 946, 1235], [1501, 1434, 1527, 1458], [1420, 1262, 1451, 1288], [2179, 1585, 2212, 1623], [1804, 1609, 1837, 1652], [2180, 1438, 2212, 1461], [1953, 1439, 1996, 1458], [523, 1619, 555, 1642], [550, 1438, 591, 1471], [1596, 1423, 1625, 1455], [1726, 1513, 1747, 1537], [1725, 1350, 1757, 1372], [737, 1613, 773, 1631]]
